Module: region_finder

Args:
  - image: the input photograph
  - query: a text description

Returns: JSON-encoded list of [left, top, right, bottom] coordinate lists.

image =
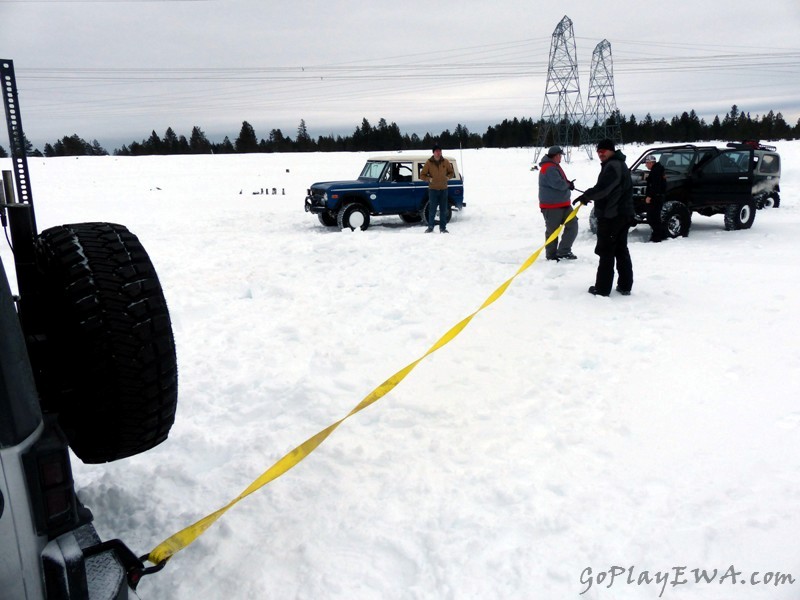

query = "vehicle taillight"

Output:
[[38, 450, 74, 525], [23, 417, 79, 538]]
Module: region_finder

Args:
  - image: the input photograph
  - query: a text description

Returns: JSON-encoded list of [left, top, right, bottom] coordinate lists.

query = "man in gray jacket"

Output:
[[538, 145, 577, 260]]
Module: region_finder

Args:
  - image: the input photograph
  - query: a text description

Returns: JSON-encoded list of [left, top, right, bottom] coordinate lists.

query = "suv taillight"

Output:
[[23, 416, 80, 538]]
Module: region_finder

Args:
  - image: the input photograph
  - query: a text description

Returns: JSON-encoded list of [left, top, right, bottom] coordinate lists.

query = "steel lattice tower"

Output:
[[534, 15, 587, 163], [583, 39, 622, 153]]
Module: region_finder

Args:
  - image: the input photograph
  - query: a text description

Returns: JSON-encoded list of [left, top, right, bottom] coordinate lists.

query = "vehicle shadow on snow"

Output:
[[627, 216, 756, 243]]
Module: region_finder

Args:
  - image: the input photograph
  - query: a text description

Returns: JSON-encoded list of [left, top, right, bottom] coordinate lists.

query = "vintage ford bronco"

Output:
[[304, 154, 465, 230]]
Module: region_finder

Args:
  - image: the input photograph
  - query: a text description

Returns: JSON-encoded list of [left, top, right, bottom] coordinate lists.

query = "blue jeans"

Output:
[[428, 189, 449, 230]]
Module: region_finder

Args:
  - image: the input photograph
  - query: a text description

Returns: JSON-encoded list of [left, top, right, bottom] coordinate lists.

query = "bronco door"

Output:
[[378, 160, 426, 212]]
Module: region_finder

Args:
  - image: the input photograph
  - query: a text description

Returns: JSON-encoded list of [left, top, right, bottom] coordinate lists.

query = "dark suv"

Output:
[[589, 141, 781, 238], [2, 59, 177, 598]]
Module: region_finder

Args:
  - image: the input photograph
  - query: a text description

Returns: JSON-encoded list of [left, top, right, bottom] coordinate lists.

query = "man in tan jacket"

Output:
[[420, 144, 455, 233]]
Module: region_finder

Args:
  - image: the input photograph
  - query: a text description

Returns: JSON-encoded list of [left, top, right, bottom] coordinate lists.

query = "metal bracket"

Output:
[[83, 539, 168, 591], [1, 59, 36, 218], [1, 59, 42, 336]]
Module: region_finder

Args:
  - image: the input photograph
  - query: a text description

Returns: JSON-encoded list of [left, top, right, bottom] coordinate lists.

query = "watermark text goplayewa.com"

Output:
[[580, 565, 795, 597]]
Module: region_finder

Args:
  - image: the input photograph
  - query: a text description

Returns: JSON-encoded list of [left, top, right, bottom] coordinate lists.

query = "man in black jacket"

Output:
[[573, 139, 635, 296], [643, 154, 667, 242]]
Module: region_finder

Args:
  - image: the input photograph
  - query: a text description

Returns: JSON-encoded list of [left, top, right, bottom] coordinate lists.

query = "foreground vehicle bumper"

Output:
[[1, 429, 129, 600], [42, 524, 128, 599]]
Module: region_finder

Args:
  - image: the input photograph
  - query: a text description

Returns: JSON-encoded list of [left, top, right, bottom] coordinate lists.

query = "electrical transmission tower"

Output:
[[534, 15, 588, 163], [583, 39, 622, 153]]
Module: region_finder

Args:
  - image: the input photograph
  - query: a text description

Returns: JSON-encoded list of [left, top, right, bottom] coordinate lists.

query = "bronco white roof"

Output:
[[368, 154, 458, 161]]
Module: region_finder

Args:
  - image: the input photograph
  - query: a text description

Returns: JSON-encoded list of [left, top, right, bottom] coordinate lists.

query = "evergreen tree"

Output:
[[235, 121, 259, 153], [108, 104, 799, 156], [653, 117, 669, 142], [454, 124, 469, 147], [144, 130, 165, 154], [710, 116, 722, 140], [0, 145, 6, 158], [90, 140, 108, 156], [48, 134, 96, 156], [349, 119, 367, 151], [639, 114, 654, 143], [177, 135, 191, 154], [218, 136, 235, 153], [22, 134, 36, 157], [266, 128, 292, 152], [163, 128, 181, 154], [295, 119, 315, 152], [736, 111, 754, 141], [773, 113, 791, 140], [721, 105, 739, 139], [438, 128, 455, 149], [189, 126, 212, 154]]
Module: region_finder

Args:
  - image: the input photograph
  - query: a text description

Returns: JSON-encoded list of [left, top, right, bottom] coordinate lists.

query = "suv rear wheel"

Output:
[[760, 193, 780, 209], [420, 200, 452, 226], [724, 199, 757, 230], [399, 212, 423, 224], [31, 222, 178, 463]]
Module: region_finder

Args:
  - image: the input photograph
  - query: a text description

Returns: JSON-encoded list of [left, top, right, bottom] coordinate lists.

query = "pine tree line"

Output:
[[1, 105, 797, 159], [108, 107, 800, 156]]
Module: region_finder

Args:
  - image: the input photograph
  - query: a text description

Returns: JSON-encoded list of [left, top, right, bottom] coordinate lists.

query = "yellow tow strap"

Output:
[[146, 204, 582, 566]]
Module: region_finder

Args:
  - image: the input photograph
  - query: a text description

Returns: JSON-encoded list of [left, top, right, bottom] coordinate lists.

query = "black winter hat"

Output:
[[432, 143, 441, 152], [596, 139, 616, 151]]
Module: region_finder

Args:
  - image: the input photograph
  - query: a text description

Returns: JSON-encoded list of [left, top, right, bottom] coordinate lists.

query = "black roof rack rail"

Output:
[[725, 140, 777, 152]]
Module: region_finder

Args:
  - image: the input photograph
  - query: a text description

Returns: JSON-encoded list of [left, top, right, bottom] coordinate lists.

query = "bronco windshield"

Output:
[[360, 160, 388, 179]]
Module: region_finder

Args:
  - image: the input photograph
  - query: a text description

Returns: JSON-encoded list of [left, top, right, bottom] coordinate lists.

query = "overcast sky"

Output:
[[2, 0, 800, 151]]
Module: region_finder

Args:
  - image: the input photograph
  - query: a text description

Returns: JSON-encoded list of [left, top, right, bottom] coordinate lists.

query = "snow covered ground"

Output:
[[2, 143, 799, 600]]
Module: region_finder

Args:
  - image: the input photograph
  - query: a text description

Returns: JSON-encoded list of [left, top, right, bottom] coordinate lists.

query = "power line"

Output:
[[7, 33, 800, 144]]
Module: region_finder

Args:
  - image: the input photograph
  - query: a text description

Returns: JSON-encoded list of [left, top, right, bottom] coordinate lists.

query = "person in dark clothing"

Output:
[[538, 145, 578, 260], [573, 139, 634, 297], [643, 155, 667, 242]]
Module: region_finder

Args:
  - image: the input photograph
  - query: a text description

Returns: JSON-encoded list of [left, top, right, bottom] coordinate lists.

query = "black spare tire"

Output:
[[32, 223, 178, 463]]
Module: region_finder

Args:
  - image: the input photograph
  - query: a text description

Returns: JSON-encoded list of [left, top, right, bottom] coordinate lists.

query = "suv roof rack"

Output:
[[726, 140, 777, 152]]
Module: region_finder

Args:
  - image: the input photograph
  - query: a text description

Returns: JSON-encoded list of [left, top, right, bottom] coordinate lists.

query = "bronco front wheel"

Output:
[[318, 211, 338, 227], [337, 202, 370, 231]]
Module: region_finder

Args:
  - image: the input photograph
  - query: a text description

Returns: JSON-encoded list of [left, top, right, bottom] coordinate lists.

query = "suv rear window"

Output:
[[702, 150, 750, 175], [757, 154, 780, 174]]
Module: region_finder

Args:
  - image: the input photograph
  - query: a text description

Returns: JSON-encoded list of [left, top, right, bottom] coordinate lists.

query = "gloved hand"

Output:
[[572, 195, 589, 206], [568, 179, 575, 190]]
